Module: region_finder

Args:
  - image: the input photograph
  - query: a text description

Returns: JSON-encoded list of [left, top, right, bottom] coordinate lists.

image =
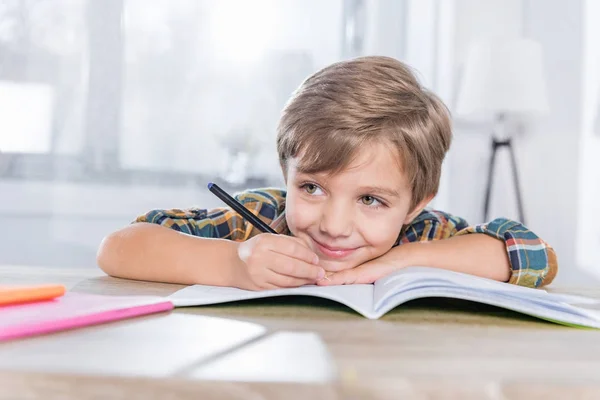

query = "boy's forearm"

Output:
[[394, 233, 511, 282], [97, 223, 243, 286]]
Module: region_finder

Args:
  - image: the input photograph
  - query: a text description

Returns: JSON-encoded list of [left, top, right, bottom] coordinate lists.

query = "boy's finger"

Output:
[[317, 270, 358, 286], [266, 270, 315, 288], [271, 256, 325, 280], [269, 237, 320, 265]]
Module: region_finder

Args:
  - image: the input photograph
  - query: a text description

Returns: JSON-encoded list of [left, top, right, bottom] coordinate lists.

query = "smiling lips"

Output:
[[312, 238, 360, 259]]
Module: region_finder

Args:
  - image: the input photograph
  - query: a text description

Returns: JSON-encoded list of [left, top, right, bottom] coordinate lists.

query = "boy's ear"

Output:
[[403, 195, 435, 225]]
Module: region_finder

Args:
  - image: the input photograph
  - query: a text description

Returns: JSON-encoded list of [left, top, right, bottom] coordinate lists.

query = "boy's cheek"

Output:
[[286, 198, 317, 231], [361, 218, 402, 249]]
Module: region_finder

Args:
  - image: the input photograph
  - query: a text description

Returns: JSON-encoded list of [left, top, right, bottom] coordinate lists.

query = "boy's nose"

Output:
[[318, 201, 353, 238]]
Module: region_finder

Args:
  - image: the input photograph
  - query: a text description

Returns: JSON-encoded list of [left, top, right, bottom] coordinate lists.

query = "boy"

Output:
[[97, 56, 557, 290]]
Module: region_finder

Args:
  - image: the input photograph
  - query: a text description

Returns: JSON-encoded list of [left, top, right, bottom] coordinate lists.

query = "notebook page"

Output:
[[373, 267, 529, 307], [373, 267, 597, 310], [169, 283, 375, 317], [372, 286, 600, 328]]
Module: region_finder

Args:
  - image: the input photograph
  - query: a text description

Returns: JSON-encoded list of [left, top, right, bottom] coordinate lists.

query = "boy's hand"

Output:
[[235, 234, 325, 290], [316, 253, 401, 286]]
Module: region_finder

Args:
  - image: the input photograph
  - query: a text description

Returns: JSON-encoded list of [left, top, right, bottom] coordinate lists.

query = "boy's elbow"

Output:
[[96, 230, 124, 277], [97, 224, 145, 278], [97, 222, 165, 279]]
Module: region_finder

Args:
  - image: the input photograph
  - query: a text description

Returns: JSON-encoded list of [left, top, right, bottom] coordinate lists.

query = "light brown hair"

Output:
[[276, 56, 452, 211]]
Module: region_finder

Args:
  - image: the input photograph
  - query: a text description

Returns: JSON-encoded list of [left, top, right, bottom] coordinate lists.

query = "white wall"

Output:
[[364, 0, 406, 60], [576, 0, 600, 274], [448, 0, 524, 225], [449, 0, 587, 283], [522, 0, 584, 282]]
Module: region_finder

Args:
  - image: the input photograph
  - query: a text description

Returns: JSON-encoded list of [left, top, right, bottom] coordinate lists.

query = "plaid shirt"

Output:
[[135, 188, 557, 288]]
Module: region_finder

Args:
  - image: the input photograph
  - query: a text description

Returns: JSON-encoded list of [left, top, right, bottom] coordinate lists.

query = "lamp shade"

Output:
[[455, 38, 549, 118]]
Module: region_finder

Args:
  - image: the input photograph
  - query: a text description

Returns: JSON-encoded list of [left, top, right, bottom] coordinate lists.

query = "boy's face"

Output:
[[284, 141, 428, 273]]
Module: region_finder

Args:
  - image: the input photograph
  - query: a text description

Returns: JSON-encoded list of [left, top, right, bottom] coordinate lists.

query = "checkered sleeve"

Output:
[[133, 188, 286, 241], [454, 218, 558, 288], [399, 210, 471, 244], [400, 210, 557, 288]]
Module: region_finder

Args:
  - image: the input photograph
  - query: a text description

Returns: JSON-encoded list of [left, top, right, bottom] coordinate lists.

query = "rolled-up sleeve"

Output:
[[132, 188, 286, 241], [134, 207, 244, 239]]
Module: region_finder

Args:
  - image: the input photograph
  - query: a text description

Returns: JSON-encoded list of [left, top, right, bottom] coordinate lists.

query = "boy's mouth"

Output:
[[312, 238, 360, 259]]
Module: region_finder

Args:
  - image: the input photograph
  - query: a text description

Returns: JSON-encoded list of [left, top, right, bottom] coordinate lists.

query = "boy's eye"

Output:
[[361, 195, 382, 207], [361, 196, 375, 205], [301, 183, 323, 195]]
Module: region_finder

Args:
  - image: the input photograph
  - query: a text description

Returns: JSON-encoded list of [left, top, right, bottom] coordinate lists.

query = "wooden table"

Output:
[[2, 265, 600, 400]]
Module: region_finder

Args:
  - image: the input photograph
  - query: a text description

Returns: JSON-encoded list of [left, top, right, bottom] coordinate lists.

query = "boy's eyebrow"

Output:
[[358, 186, 401, 198]]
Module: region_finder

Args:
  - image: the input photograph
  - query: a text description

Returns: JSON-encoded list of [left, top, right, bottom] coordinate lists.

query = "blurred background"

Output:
[[0, 0, 598, 284]]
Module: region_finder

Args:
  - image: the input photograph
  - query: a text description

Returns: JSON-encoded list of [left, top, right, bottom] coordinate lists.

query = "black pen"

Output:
[[207, 182, 278, 234]]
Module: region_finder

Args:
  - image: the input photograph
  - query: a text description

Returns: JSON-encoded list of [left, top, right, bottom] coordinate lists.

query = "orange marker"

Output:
[[0, 285, 66, 306]]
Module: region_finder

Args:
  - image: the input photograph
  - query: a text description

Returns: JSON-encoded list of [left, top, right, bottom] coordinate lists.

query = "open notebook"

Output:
[[169, 267, 600, 328]]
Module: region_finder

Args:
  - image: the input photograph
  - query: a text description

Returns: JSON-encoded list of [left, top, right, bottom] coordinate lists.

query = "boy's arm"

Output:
[[97, 189, 286, 285], [451, 218, 558, 287], [320, 212, 558, 288], [97, 222, 244, 286], [400, 214, 558, 287]]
